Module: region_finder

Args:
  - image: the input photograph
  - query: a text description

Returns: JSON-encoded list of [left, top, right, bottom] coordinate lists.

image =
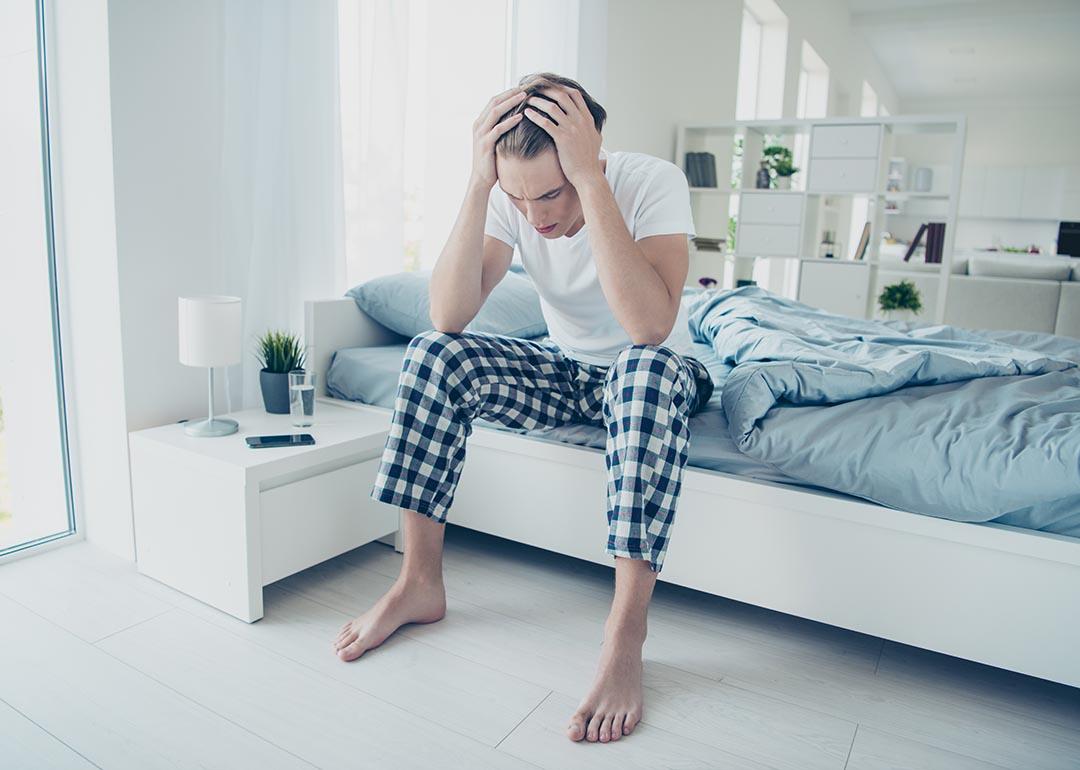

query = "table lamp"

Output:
[[179, 295, 242, 437]]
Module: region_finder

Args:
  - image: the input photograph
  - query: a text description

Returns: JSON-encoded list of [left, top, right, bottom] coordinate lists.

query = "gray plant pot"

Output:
[[259, 369, 291, 414]]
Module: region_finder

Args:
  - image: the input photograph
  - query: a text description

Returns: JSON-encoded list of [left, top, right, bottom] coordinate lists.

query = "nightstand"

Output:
[[129, 401, 399, 622]]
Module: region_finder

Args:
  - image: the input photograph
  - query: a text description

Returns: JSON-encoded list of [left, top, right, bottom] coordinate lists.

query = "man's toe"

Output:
[[566, 710, 589, 742]]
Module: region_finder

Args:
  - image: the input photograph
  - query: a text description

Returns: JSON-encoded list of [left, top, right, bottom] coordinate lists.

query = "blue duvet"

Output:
[[688, 286, 1080, 533]]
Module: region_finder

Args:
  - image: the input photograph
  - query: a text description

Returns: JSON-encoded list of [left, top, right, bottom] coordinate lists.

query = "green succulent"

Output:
[[255, 330, 306, 373], [762, 145, 799, 178], [878, 280, 923, 313]]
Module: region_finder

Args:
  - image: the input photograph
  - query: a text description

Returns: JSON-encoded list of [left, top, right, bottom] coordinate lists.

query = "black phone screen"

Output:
[[246, 433, 315, 449]]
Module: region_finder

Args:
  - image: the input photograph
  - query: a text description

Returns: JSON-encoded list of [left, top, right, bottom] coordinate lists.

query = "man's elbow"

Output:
[[628, 324, 673, 346]]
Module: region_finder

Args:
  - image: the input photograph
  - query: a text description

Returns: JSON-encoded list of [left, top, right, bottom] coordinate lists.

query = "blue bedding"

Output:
[[326, 287, 1080, 538], [688, 286, 1080, 535]]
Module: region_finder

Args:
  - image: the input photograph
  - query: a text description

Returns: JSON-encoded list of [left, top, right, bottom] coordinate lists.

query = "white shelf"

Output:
[[676, 113, 966, 323]]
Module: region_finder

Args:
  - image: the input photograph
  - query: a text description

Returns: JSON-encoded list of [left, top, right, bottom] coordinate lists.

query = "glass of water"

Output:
[[288, 370, 316, 427]]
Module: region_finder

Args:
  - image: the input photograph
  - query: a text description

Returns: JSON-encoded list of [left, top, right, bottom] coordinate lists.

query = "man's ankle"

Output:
[[397, 569, 444, 589]]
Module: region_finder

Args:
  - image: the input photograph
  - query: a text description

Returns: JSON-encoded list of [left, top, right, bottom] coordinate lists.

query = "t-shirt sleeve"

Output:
[[632, 161, 697, 241], [483, 184, 519, 248]]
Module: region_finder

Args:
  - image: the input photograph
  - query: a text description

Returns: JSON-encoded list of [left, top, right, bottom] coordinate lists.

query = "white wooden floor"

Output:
[[1, 526, 1078, 770]]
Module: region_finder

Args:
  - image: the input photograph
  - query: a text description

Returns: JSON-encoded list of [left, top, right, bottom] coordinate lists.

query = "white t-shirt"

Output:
[[484, 148, 696, 366]]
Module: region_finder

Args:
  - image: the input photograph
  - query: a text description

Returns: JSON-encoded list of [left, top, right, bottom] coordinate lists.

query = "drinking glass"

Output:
[[288, 371, 316, 427]]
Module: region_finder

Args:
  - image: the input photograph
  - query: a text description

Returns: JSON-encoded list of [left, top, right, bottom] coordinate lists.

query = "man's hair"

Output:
[[495, 72, 607, 160]]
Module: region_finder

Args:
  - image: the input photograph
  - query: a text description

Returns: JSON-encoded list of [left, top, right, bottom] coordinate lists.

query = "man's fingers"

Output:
[[524, 107, 558, 136], [565, 87, 588, 115], [525, 97, 562, 126], [488, 112, 523, 141], [478, 91, 527, 132], [537, 88, 573, 116]]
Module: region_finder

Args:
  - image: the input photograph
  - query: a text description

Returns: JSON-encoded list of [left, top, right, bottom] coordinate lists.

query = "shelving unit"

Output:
[[675, 115, 967, 323]]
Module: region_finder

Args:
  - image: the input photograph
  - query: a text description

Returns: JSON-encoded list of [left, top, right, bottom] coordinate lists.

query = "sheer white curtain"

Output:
[[216, 0, 347, 409], [338, 0, 521, 287]]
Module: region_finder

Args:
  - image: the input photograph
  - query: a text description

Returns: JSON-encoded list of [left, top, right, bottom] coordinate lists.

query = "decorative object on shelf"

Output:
[[698, 277, 718, 289], [853, 222, 871, 261], [924, 222, 946, 263], [877, 279, 923, 321], [755, 160, 771, 189], [818, 230, 837, 259], [684, 152, 717, 187], [692, 236, 726, 252], [255, 330, 307, 415], [913, 167, 934, 192], [762, 145, 798, 190], [903, 223, 928, 262], [178, 295, 242, 437], [886, 157, 907, 192]]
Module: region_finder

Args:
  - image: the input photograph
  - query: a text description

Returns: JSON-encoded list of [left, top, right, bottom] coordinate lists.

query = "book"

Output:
[[926, 222, 945, 263], [903, 223, 928, 262], [703, 152, 717, 187], [853, 222, 871, 260]]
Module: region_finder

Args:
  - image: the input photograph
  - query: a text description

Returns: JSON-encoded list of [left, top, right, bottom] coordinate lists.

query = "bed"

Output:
[[305, 286, 1080, 689]]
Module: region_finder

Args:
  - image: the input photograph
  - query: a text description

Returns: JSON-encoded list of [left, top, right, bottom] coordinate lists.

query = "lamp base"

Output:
[[184, 417, 239, 437]]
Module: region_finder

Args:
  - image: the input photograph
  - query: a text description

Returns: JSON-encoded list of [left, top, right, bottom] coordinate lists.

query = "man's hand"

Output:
[[523, 87, 603, 187], [471, 87, 527, 189]]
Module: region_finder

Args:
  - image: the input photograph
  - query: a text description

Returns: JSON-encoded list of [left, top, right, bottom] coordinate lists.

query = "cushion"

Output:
[[967, 254, 1074, 281], [345, 269, 547, 339]]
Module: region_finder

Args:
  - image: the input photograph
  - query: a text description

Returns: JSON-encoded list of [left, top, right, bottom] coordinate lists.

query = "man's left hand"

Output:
[[523, 87, 603, 187]]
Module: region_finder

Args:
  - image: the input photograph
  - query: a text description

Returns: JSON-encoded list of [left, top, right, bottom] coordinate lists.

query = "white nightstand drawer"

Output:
[[808, 157, 878, 193], [739, 192, 803, 225], [737, 223, 801, 257], [811, 124, 881, 158], [260, 457, 398, 585]]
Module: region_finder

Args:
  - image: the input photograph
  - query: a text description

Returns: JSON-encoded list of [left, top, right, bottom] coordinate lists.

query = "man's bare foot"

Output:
[[566, 616, 646, 743], [332, 577, 446, 662]]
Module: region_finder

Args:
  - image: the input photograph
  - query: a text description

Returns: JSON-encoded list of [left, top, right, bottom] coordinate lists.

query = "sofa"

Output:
[[942, 253, 1080, 338]]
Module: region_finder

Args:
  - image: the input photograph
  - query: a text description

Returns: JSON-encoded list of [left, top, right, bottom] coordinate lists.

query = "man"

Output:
[[332, 72, 713, 744]]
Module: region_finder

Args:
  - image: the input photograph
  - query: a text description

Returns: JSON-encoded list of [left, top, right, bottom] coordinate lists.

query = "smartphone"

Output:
[[246, 433, 315, 449]]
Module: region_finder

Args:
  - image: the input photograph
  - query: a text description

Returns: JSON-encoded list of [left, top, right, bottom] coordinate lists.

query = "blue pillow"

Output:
[[346, 269, 548, 339]]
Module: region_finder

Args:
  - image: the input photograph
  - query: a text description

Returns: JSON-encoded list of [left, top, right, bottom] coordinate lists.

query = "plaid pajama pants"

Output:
[[369, 329, 714, 573]]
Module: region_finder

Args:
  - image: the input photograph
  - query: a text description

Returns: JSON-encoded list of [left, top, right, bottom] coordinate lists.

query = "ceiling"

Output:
[[846, 0, 1080, 105]]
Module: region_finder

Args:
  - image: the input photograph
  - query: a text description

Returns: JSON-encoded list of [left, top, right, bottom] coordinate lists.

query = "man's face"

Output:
[[495, 149, 583, 239]]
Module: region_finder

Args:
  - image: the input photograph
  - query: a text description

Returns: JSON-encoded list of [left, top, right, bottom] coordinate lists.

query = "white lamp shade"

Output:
[[178, 295, 242, 367]]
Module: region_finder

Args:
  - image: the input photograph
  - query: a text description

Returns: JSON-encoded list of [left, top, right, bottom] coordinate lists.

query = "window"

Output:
[[793, 40, 829, 186], [735, 0, 787, 121], [860, 80, 878, 118], [1, 1, 76, 557], [339, 0, 511, 288]]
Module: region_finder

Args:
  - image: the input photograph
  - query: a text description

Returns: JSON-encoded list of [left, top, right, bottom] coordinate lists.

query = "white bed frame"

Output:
[[306, 298, 1080, 689]]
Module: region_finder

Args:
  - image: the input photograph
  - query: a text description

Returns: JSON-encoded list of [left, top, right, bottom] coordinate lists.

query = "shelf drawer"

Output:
[[808, 157, 878, 193], [739, 192, 803, 225], [260, 457, 398, 585], [737, 223, 801, 257], [811, 124, 881, 158]]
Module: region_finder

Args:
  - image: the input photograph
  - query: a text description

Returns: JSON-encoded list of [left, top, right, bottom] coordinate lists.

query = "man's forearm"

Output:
[[575, 173, 674, 343], [430, 177, 491, 332]]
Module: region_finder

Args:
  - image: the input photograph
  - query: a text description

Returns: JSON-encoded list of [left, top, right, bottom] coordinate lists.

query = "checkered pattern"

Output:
[[370, 329, 714, 573]]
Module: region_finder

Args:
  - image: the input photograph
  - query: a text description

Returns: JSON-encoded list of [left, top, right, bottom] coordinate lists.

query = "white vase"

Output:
[[775, 176, 792, 190], [881, 308, 917, 323]]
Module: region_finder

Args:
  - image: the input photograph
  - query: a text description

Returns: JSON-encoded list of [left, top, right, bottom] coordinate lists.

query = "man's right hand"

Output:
[[470, 87, 527, 189]]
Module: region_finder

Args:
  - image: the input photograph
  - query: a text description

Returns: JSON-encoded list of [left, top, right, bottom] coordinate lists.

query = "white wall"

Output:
[[601, 0, 897, 161], [901, 97, 1080, 253], [775, 0, 898, 119], [48, 0, 134, 560], [602, 0, 742, 160]]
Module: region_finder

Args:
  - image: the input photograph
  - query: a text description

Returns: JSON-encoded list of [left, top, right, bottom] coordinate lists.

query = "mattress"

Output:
[[326, 337, 817, 490]]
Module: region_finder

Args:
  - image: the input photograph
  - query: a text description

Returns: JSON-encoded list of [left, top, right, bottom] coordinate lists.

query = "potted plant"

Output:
[[877, 279, 923, 322], [762, 145, 799, 190], [255, 330, 306, 414]]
